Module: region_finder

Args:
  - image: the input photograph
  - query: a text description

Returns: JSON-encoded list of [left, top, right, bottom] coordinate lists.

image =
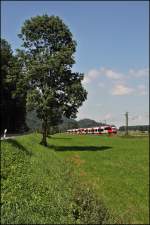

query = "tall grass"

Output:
[[1, 134, 110, 224]]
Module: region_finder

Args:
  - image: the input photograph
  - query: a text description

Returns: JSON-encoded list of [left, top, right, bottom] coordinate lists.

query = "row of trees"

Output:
[[1, 15, 87, 145], [119, 125, 149, 132], [1, 39, 27, 134]]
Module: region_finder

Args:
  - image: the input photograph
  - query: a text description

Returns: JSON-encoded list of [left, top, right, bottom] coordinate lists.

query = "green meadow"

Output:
[[52, 134, 149, 224], [1, 133, 149, 224]]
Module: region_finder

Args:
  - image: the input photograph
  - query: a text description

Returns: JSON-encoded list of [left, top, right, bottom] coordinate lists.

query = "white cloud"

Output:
[[128, 68, 149, 77], [82, 69, 100, 84], [83, 67, 149, 85], [137, 84, 147, 96], [87, 69, 100, 78], [101, 68, 124, 80], [111, 84, 134, 95], [83, 67, 124, 85], [83, 67, 149, 97]]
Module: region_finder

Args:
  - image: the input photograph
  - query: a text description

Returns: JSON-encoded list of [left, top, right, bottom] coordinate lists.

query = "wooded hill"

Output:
[[26, 111, 110, 133], [26, 111, 149, 133]]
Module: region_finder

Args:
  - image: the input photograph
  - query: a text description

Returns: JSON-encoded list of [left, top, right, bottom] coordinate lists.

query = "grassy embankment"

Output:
[[1, 133, 109, 224], [1, 133, 149, 224]]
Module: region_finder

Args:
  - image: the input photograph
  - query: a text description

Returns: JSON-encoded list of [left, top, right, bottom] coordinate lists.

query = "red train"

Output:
[[67, 125, 117, 135]]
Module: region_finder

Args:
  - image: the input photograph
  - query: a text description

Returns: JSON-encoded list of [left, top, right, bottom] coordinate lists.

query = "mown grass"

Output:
[[1, 133, 110, 224], [48, 133, 149, 224]]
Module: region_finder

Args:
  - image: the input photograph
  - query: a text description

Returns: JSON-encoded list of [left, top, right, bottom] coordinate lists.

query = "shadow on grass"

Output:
[[47, 136, 72, 140], [42, 144, 55, 149], [54, 145, 112, 152], [5, 139, 32, 156]]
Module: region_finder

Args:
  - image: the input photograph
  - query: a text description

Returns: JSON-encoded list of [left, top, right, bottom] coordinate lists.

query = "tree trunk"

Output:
[[40, 120, 47, 146], [46, 128, 51, 138]]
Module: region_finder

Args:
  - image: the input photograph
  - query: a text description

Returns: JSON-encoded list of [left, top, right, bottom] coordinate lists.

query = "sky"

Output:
[[1, 1, 149, 127]]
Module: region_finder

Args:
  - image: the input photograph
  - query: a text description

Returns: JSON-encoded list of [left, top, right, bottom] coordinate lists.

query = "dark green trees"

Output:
[[0, 39, 27, 134], [18, 15, 87, 146]]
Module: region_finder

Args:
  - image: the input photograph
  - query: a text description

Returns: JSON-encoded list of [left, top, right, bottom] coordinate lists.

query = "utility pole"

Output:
[[125, 112, 128, 135]]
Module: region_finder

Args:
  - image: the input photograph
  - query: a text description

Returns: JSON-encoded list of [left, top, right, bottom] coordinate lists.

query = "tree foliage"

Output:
[[0, 38, 27, 134], [18, 15, 87, 145]]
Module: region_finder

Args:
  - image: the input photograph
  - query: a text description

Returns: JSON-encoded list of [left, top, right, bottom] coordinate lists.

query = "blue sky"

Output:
[[1, 1, 149, 127]]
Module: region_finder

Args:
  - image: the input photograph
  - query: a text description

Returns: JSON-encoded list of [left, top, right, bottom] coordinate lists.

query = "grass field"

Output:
[[51, 133, 149, 224], [1, 133, 149, 224]]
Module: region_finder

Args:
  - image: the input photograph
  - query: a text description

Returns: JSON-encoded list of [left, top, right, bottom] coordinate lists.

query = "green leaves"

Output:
[[18, 14, 87, 144], [1, 38, 27, 133], [19, 15, 75, 53]]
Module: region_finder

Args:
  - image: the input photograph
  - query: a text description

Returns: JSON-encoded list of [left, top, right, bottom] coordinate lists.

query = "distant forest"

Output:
[[26, 111, 149, 133], [119, 125, 149, 132], [26, 111, 108, 133]]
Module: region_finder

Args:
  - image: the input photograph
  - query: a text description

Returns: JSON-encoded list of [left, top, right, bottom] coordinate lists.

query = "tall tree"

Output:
[[0, 38, 27, 134], [18, 15, 87, 146]]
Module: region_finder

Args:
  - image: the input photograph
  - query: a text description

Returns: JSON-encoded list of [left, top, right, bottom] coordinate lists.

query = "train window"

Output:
[[104, 127, 111, 130]]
